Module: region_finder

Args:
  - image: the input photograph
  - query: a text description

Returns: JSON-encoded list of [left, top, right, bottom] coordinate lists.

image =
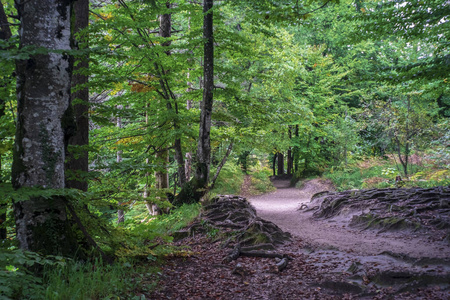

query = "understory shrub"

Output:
[[211, 159, 245, 195]]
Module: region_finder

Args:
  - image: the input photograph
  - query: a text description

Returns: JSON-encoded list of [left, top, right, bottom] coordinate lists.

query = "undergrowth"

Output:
[[211, 159, 245, 195], [324, 155, 450, 191], [1, 203, 201, 300], [247, 164, 276, 195], [211, 156, 275, 196], [44, 259, 150, 300]]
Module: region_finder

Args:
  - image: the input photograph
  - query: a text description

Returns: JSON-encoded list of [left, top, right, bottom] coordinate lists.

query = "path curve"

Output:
[[248, 178, 450, 259]]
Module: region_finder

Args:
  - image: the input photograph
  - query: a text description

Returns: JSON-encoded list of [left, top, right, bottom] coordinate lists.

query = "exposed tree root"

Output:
[[308, 186, 450, 240], [176, 195, 292, 273]]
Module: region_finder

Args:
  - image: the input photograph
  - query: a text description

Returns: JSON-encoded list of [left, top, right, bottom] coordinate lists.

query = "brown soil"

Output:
[[248, 178, 449, 259], [149, 178, 450, 299]]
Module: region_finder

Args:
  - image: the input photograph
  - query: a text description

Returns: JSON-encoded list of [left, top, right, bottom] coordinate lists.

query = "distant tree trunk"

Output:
[[0, 1, 12, 240], [210, 141, 233, 190], [277, 152, 284, 175], [185, 145, 192, 181], [287, 148, 292, 175], [143, 107, 153, 214], [153, 148, 169, 215], [394, 97, 411, 178], [174, 138, 186, 187], [287, 126, 293, 175], [65, 0, 89, 191], [294, 125, 299, 173], [272, 152, 277, 176], [395, 137, 410, 178], [185, 13, 193, 182], [238, 150, 250, 174], [12, 0, 79, 255], [160, 2, 186, 187], [151, 3, 172, 214], [116, 106, 124, 223], [143, 157, 153, 214]]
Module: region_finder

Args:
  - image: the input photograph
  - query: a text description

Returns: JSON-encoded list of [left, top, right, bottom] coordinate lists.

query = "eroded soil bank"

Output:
[[249, 179, 449, 258], [248, 178, 450, 298]]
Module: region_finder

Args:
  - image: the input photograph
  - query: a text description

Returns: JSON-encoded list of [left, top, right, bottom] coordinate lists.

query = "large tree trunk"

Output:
[[12, 0, 78, 255], [173, 0, 213, 205], [65, 0, 89, 191], [0, 1, 12, 240], [195, 0, 214, 191]]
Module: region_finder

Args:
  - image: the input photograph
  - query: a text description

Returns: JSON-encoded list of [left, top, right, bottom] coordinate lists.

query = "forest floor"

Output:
[[148, 178, 449, 299]]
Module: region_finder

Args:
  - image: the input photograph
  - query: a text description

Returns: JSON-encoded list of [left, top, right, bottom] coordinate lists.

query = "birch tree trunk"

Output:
[[12, 0, 78, 255]]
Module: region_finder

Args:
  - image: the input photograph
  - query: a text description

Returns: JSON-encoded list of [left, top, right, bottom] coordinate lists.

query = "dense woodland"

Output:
[[0, 0, 449, 298]]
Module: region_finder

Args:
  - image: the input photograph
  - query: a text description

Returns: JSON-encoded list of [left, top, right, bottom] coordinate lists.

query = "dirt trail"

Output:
[[150, 179, 449, 299], [248, 178, 450, 259]]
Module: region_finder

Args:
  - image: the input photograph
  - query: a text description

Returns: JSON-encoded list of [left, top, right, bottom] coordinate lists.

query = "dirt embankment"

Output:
[[248, 179, 449, 297], [248, 178, 449, 259]]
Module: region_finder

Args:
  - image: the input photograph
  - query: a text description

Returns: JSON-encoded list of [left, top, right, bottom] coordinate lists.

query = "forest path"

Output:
[[150, 179, 449, 299], [248, 178, 449, 259]]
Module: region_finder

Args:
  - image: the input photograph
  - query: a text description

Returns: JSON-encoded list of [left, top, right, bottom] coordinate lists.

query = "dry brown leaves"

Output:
[[146, 235, 449, 300]]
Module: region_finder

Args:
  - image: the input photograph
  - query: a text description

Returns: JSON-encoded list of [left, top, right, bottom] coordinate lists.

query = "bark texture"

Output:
[[195, 0, 214, 191], [174, 0, 214, 205], [65, 0, 89, 191], [12, 0, 78, 255]]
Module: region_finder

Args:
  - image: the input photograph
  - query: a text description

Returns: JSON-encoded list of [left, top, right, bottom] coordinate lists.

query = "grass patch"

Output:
[[44, 259, 153, 300]]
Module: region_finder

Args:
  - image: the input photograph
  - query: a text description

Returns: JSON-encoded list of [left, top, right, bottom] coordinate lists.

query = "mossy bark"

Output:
[[12, 0, 80, 256]]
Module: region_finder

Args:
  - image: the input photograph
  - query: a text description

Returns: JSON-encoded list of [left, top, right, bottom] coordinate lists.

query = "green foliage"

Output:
[[247, 161, 276, 195], [116, 203, 200, 258], [0, 249, 67, 300], [211, 158, 245, 195], [324, 155, 450, 191], [43, 259, 148, 300], [250, 169, 275, 194], [352, 0, 450, 86], [2, 0, 449, 297]]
